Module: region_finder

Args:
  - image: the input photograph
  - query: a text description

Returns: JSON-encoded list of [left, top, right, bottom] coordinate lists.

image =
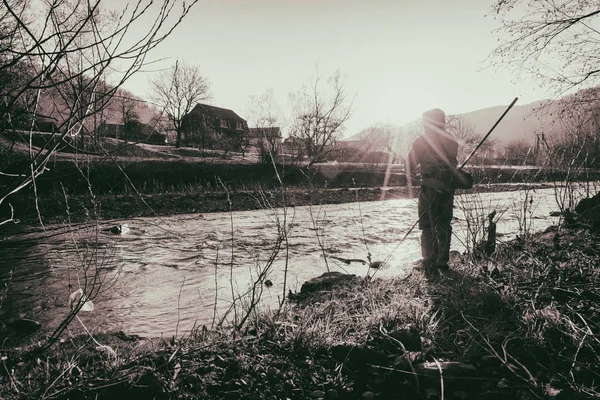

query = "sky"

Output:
[[112, 0, 546, 137]]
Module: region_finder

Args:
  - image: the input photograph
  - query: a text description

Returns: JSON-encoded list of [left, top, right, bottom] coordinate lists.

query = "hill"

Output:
[[345, 99, 564, 149], [456, 99, 562, 146], [35, 83, 162, 129]]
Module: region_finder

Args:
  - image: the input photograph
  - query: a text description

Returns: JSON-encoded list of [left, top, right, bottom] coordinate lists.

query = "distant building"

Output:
[[32, 118, 58, 134], [332, 139, 391, 163], [282, 136, 307, 159], [182, 103, 249, 150], [247, 127, 282, 153], [99, 121, 167, 145]]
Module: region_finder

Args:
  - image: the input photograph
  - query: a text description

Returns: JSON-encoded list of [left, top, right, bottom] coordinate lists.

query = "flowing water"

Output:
[[0, 187, 565, 338]]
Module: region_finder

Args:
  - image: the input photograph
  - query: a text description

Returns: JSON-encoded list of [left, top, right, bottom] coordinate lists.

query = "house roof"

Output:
[[191, 103, 246, 122], [248, 127, 281, 139]]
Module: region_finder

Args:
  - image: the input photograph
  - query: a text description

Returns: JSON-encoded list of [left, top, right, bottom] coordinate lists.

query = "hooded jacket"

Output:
[[406, 122, 459, 191]]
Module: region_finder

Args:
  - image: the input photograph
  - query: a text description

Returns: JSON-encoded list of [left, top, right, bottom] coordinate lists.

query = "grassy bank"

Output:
[[3, 137, 600, 225], [3, 182, 561, 226], [3, 158, 599, 195], [1, 222, 598, 399]]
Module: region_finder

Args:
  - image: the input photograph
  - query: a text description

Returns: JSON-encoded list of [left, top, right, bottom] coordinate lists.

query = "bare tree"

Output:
[[288, 68, 353, 165], [0, 0, 199, 349], [346, 123, 400, 164], [491, 0, 600, 91], [150, 60, 211, 148], [0, 0, 198, 220], [115, 89, 139, 126], [550, 90, 600, 169], [504, 139, 534, 165], [246, 88, 283, 163], [446, 115, 497, 164]]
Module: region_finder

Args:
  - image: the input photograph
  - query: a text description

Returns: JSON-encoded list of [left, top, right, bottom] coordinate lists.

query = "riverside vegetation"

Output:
[[1, 137, 597, 225], [2, 139, 600, 399]]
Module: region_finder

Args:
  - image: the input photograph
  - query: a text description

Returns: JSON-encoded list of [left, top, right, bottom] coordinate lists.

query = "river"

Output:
[[0, 186, 571, 338]]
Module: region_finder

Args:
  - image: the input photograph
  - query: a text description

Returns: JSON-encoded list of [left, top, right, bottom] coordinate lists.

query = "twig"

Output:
[[2, 359, 20, 394], [218, 177, 238, 325], [212, 245, 221, 329], [379, 322, 420, 392], [175, 277, 186, 340], [461, 312, 540, 394], [432, 356, 445, 400], [369, 364, 498, 381], [0, 203, 19, 226], [41, 362, 74, 399]]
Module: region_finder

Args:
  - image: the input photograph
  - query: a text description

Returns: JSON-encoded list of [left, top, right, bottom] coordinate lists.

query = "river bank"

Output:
[[3, 182, 559, 227], [1, 220, 598, 399]]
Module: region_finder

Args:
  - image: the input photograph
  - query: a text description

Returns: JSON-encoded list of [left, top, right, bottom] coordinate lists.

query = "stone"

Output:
[[114, 331, 143, 342], [415, 361, 477, 377], [300, 272, 356, 295], [575, 192, 600, 226], [575, 192, 600, 214], [325, 389, 339, 399], [331, 344, 353, 362], [102, 224, 130, 234], [361, 391, 375, 400], [388, 324, 421, 351], [311, 390, 326, 399], [8, 319, 41, 335]]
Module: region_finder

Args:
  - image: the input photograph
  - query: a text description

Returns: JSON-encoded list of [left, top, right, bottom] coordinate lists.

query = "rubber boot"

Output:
[[421, 229, 438, 274], [436, 225, 452, 271]]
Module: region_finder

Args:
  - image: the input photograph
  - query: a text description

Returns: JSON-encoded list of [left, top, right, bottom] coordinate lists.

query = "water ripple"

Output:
[[1, 188, 565, 337]]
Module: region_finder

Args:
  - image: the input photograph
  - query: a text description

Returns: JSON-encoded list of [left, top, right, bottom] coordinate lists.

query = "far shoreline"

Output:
[[3, 182, 559, 230]]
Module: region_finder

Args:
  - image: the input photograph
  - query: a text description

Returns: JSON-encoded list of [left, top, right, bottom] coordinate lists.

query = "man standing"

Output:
[[406, 109, 459, 274]]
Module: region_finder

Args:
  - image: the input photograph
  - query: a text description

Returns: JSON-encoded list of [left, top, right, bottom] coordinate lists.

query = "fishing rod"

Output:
[[459, 97, 519, 170], [374, 97, 519, 270]]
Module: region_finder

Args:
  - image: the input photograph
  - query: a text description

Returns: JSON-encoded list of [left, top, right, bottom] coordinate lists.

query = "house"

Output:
[[281, 136, 309, 161], [99, 121, 167, 144], [32, 118, 58, 133], [182, 103, 249, 150], [247, 127, 282, 154]]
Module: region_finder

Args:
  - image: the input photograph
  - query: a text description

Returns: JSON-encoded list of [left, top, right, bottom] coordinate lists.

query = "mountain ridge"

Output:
[[345, 98, 564, 148]]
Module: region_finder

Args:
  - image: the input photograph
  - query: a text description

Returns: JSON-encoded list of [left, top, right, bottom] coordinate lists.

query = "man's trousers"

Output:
[[418, 186, 454, 268]]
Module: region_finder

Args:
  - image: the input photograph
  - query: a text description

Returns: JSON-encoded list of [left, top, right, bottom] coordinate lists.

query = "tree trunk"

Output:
[[176, 128, 182, 148]]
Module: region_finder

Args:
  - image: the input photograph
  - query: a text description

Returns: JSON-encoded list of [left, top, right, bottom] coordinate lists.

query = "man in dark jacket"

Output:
[[406, 108, 459, 274]]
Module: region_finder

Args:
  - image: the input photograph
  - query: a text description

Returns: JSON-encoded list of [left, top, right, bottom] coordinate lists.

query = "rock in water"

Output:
[[576, 192, 600, 226], [575, 193, 600, 214], [8, 319, 41, 335], [102, 224, 130, 234], [300, 271, 356, 295]]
